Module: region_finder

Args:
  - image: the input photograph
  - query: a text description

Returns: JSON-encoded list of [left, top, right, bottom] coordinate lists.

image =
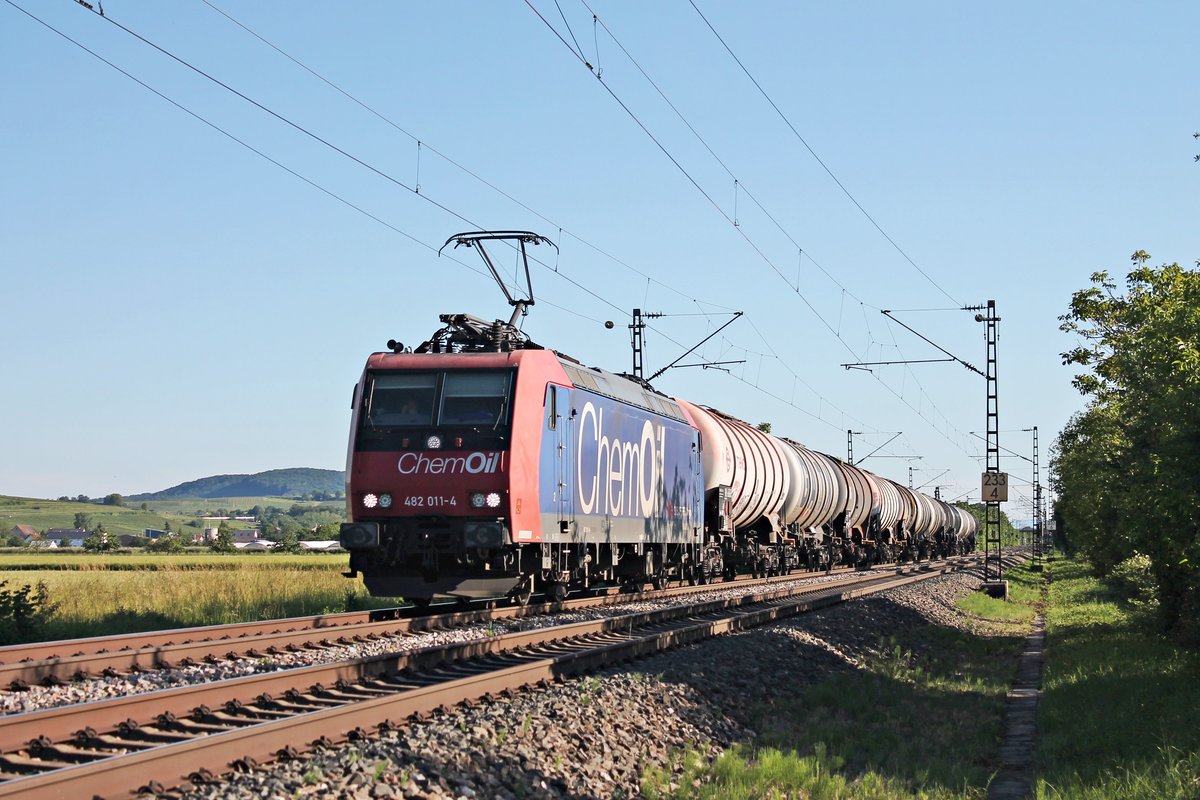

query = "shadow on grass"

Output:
[[1038, 611, 1200, 790], [44, 607, 193, 640], [646, 594, 1029, 797]]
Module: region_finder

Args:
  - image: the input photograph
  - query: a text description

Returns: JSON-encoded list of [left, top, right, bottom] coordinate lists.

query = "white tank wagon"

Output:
[[668, 399, 973, 576], [906, 489, 945, 560], [813, 454, 882, 565], [776, 439, 845, 529], [674, 400, 790, 533], [941, 503, 979, 556], [867, 472, 906, 538], [775, 438, 848, 569]]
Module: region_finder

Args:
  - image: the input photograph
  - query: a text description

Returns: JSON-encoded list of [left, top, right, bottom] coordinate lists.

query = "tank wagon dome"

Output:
[[673, 399, 789, 532]]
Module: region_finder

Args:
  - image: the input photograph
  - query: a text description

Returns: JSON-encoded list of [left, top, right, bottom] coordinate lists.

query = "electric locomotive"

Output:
[[339, 232, 704, 602], [339, 231, 977, 603]]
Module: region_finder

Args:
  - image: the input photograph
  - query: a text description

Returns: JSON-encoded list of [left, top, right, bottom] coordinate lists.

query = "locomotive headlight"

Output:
[[339, 522, 379, 549], [470, 492, 486, 509], [486, 492, 502, 508], [379, 493, 393, 509], [426, 434, 443, 449], [362, 493, 379, 509]]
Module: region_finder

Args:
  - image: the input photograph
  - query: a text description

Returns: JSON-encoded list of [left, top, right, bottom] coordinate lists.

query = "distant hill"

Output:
[[129, 468, 345, 501]]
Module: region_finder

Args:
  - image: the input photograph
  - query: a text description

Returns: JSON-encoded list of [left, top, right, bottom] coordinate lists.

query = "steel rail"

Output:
[[0, 563, 877, 665], [0, 561, 917, 689], [0, 561, 962, 753], [0, 558, 981, 797]]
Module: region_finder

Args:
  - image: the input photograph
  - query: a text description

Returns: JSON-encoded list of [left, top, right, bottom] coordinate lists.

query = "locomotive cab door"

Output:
[[547, 384, 574, 534]]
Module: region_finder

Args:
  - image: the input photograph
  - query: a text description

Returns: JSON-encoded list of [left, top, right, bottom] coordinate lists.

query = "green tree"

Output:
[[82, 523, 115, 553], [275, 530, 302, 554], [103, 493, 124, 507], [73, 512, 93, 531], [1054, 252, 1200, 638], [210, 522, 236, 554], [313, 522, 341, 540]]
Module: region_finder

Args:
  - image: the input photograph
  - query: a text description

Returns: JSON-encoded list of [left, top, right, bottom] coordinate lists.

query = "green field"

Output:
[[0, 495, 344, 539], [0, 552, 349, 571], [0, 551, 397, 642]]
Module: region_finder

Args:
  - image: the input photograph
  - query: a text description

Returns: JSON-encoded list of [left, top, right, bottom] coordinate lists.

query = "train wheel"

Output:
[[409, 597, 432, 610], [652, 573, 669, 591], [547, 582, 568, 603], [723, 566, 736, 582], [509, 579, 532, 607]]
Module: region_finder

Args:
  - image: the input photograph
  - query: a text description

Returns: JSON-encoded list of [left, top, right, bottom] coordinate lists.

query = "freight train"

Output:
[[339, 232, 978, 603]]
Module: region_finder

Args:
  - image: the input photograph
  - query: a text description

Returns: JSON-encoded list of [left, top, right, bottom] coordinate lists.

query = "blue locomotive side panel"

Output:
[[539, 385, 703, 544]]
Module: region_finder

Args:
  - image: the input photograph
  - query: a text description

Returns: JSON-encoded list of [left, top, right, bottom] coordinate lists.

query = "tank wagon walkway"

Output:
[[987, 612, 1048, 799]]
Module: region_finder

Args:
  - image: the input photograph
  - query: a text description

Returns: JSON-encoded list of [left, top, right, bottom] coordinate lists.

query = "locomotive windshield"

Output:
[[360, 369, 513, 432], [440, 372, 509, 426], [365, 373, 436, 426]]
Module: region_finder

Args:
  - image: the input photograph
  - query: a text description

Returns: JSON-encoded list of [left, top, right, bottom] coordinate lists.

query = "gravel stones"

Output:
[[0, 570, 867, 717], [173, 570, 990, 800]]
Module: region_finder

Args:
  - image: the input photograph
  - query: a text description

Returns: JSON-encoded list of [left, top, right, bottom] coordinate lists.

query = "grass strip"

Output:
[[1035, 557, 1200, 800]]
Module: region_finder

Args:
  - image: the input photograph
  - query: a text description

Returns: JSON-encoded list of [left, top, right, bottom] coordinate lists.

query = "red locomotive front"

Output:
[[340, 348, 559, 600]]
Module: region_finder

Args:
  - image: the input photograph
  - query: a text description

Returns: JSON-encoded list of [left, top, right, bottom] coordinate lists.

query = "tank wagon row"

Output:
[[338, 232, 977, 603]]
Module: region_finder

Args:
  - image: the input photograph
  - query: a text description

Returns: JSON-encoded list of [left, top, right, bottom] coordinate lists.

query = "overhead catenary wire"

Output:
[[528, 0, 977, 461], [197, 0, 730, 314], [199, 0, 966, 465], [5, 0, 620, 329], [580, 0, 868, 307], [39, 0, 882, 452], [687, 0, 961, 307], [23, 1, 978, 476], [193, 0, 910, 451]]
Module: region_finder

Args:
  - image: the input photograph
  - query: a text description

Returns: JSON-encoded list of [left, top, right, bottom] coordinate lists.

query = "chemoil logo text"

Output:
[[575, 400, 665, 517], [397, 451, 504, 476]]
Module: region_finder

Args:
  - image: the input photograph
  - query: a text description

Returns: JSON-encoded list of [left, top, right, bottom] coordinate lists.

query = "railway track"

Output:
[[0, 560, 936, 690], [0, 556, 982, 798]]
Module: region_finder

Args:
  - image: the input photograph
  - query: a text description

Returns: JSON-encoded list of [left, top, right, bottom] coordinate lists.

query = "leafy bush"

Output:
[[146, 534, 186, 554], [0, 580, 57, 645], [1108, 554, 1157, 602]]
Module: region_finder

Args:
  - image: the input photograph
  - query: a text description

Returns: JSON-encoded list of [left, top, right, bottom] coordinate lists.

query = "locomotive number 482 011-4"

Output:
[[403, 496, 458, 508]]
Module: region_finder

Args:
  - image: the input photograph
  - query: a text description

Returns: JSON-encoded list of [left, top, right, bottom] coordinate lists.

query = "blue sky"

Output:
[[2, 1, 1196, 519]]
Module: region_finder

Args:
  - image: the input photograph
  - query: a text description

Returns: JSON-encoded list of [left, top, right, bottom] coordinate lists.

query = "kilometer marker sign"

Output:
[[981, 471, 1009, 502]]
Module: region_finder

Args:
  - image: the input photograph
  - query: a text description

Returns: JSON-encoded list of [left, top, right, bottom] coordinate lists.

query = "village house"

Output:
[[10, 524, 39, 545], [43, 528, 88, 548]]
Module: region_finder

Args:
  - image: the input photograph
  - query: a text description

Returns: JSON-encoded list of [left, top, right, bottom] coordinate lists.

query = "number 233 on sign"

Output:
[[980, 472, 1008, 502]]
